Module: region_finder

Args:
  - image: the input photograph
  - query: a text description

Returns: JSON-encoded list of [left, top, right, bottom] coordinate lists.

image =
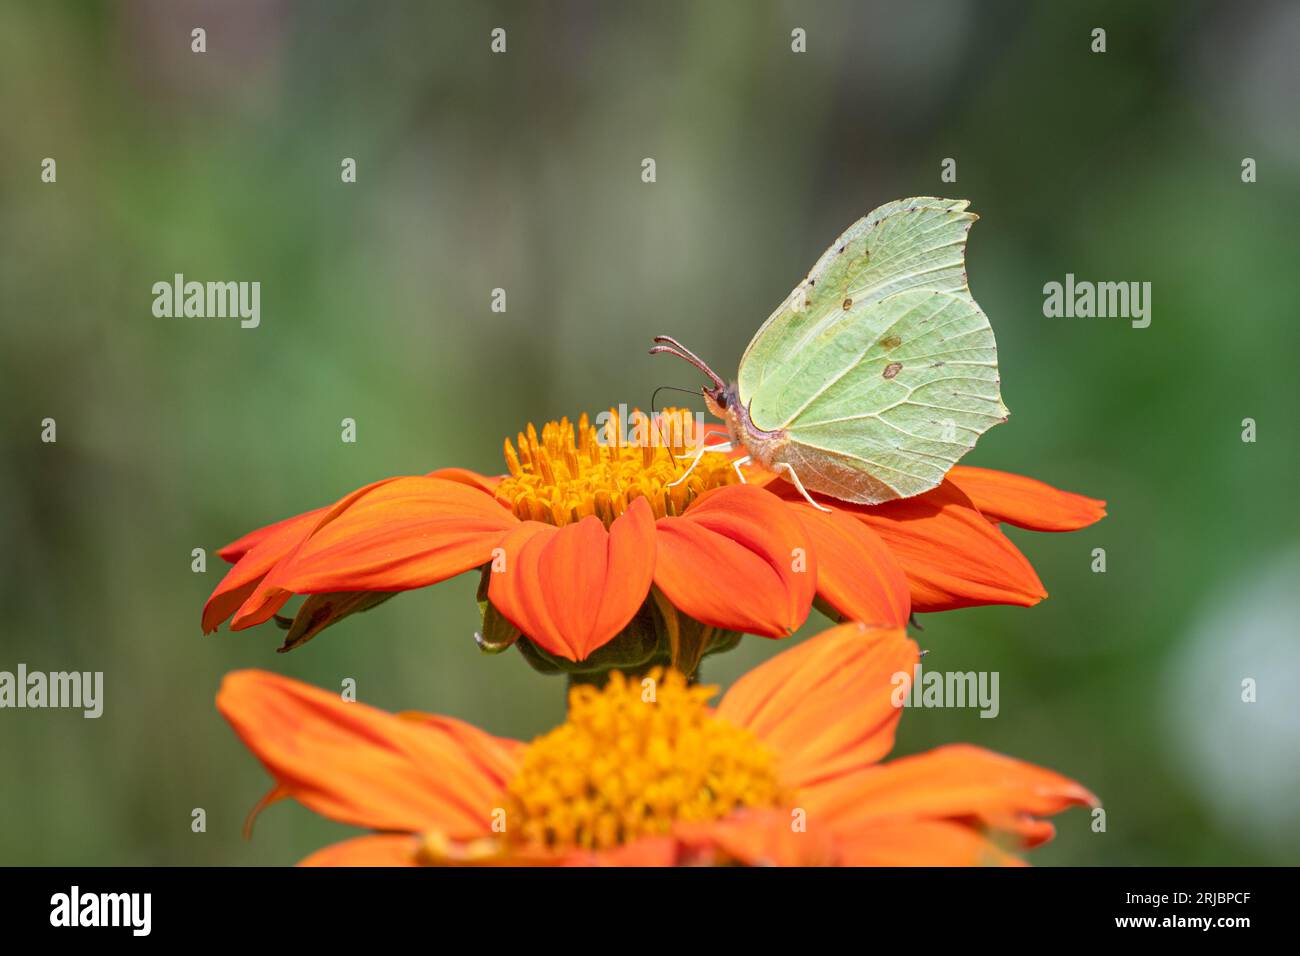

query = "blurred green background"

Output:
[[2, 0, 1298, 866]]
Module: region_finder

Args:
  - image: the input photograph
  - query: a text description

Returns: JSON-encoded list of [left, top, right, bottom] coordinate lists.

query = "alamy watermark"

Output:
[[891, 662, 999, 718], [50, 886, 150, 936], [595, 404, 710, 449], [152, 273, 260, 329], [0, 664, 103, 718], [1043, 274, 1151, 328]]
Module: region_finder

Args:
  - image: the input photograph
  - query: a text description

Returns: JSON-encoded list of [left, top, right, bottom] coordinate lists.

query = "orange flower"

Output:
[[217, 623, 1097, 866], [202, 409, 1104, 667]]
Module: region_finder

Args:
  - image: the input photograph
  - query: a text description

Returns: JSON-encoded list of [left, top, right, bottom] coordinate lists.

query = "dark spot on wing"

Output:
[[883, 362, 903, 379], [879, 335, 902, 349], [842, 297, 853, 310]]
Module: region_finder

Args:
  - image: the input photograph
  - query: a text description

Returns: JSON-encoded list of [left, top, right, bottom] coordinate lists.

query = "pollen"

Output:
[[505, 669, 785, 852], [494, 407, 736, 527]]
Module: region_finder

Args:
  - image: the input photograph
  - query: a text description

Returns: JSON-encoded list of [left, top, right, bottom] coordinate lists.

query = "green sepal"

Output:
[[510, 594, 744, 685], [276, 591, 397, 653], [515, 603, 666, 682], [474, 565, 520, 653]]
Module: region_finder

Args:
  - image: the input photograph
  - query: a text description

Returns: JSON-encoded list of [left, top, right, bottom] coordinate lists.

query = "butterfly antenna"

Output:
[[649, 335, 727, 392], [649, 384, 706, 451], [650, 384, 705, 417]]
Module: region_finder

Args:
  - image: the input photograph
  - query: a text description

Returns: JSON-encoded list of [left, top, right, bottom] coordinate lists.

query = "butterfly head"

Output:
[[701, 381, 734, 420], [650, 336, 750, 439]]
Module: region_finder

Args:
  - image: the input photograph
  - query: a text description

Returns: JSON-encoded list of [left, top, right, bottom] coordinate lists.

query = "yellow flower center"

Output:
[[495, 408, 737, 527], [505, 669, 785, 852]]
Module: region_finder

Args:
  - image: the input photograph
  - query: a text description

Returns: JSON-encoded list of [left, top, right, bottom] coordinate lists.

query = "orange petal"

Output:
[[834, 820, 1025, 866], [205, 476, 408, 632], [717, 623, 918, 789], [948, 466, 1106, 531], [741, 467, 780, 489], [982, 814, 1059, 848], [232, 476, 517, 629], [426, 467, 503, 496], [563, 836, 682, 867], [847, 479, 1047, 611], [202, 507, 325, 633], [804, 743, 1096, 849], [216, 507, 327, 564], [397, 712, 526, 782], [700, 422, 732, 445], [488, 498, 656, 661], [674, 810, 837, 866], [213, 469, 498, 568], [298, 834, 421, 867], [786, 502, 911, 627], [217, 670, 519, 837], [653, 484, 815, 639]]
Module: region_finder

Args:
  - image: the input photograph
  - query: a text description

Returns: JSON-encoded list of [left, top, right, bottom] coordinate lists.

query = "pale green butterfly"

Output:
[[651, 197, 1008, 510]]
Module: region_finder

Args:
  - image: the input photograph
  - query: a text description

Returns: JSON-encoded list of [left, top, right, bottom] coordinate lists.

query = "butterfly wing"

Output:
[[737, 198, 1007, 504]]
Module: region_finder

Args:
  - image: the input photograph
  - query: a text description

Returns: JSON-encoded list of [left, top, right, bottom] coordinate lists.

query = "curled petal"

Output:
[[203, 507, 326, 633], [847, 479, 1047, 611], [216, 507, 326, 564], [216, 469, 498, 564], [232, 476, 517, 629], [718, 623, 917, 789], [786, 502, 911, 627], [217, 670, 519, 837], [205, 476, 407, 633], [488, 497, 657, 661], [948, 466, 1106, 531], [653, 484, 815, 639]]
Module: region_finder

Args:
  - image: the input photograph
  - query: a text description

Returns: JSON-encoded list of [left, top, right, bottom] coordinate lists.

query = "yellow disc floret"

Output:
[[505, 669, 785, 852], [495, 408, 736, 527]]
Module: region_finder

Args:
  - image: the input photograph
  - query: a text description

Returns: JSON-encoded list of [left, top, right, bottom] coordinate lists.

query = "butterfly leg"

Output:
[[731, 456, 751, 483], [774, 462, 832, 512], [667, 439, 732, 487]]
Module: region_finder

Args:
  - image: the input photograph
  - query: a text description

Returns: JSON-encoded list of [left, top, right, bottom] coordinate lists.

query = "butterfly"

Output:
[[652, 197, 1007, 510]]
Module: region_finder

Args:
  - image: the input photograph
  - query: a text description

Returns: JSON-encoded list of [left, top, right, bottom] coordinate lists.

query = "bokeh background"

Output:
[[2, 0, 1297, 866]]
